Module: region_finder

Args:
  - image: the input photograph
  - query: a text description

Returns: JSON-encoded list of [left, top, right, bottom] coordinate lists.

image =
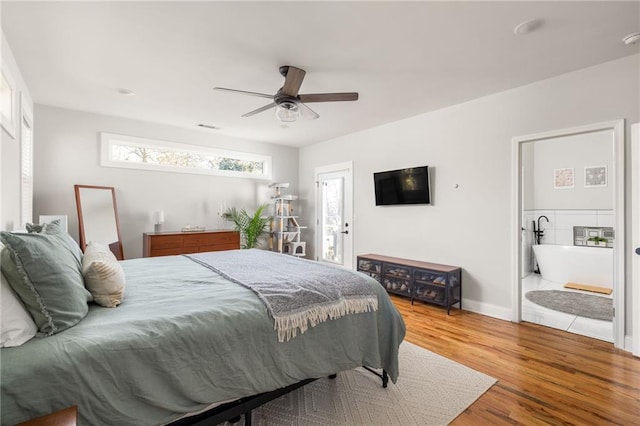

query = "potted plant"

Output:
[[587, 236, 608, 247], [222, 204, 271, 249]]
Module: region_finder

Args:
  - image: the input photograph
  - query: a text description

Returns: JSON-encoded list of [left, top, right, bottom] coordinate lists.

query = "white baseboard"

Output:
[[625, 335, 635, 354], [461, 298, 512, 321]]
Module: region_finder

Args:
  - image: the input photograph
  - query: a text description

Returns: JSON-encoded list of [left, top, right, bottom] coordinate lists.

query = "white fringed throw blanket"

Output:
[[186, 249, 379, 342]]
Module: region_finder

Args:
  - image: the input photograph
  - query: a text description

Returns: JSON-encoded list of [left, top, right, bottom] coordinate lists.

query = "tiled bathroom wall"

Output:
[[521, 209, 613, 275], [524, 209, 613, 245]]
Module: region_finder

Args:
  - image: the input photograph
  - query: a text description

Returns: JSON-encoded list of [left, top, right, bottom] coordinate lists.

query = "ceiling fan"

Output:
[[214, 66, 359, 122]]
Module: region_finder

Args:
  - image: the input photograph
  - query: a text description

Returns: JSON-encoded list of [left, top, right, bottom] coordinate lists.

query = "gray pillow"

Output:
[[27, 219, 83, 265], [0, 231, 92, 336]]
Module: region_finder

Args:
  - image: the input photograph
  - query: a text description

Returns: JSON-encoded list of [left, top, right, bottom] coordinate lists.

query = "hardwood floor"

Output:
[[391, 295, 640, 425]]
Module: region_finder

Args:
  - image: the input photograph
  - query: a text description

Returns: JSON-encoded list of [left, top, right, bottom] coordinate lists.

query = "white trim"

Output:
[[511, 120, 626, 350], [20, 93, 34, 227], [632, 123, 639, 357], [461, 299, 512, 322], [0, 63, 17, 138], [99, 132, 272, 180]]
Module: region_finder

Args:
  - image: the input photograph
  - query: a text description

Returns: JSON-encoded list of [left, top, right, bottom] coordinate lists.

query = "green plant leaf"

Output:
[[222, 204, 271, 249]]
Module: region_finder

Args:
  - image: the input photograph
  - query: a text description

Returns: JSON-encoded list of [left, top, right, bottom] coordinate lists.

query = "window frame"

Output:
[[100, 132, 272, 180], [20, 93, 34, 227], [1, 63, 18, 138]]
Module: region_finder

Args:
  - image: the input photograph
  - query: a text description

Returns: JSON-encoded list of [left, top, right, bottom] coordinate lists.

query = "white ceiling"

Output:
[[2, 1, 639, 147]]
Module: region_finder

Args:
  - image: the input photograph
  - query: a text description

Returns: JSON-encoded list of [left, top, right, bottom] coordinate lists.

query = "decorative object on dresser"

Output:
[[357, 254, 462, 314], [269, 182, 307, 256], [143, 230, 240, 257], [154, 210, 164, 233]]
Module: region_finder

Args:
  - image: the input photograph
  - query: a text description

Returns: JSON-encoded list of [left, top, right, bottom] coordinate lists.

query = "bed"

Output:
[[1, 249, 406, 425]]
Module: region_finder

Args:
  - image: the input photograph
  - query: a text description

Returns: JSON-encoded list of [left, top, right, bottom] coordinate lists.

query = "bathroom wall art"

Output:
[[584, 165, 607, 188], [553, 167, 574, 189]]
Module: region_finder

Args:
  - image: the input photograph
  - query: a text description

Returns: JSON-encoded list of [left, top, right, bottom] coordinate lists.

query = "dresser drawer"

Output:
[[149, 247, 191, 257], [198, 243, 240, 252], [183, 231, 238, 247], [149, 235, 183, 249], [143, 231, 240, 257]]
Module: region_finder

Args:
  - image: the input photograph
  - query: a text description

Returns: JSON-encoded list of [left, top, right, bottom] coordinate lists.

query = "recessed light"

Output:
[[514, 19, 544, 36], [622, 32, 640, 45], [117, 88, 135, 96], [197, 123, 220, 130]]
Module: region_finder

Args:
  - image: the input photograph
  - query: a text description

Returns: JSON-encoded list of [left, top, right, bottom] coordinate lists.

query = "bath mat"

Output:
[[525, 290, 612, 321], [564, 282, 612, 295]]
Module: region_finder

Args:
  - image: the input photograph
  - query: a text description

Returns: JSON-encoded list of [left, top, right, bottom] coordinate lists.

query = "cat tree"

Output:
[[269, 183, 306, 257]]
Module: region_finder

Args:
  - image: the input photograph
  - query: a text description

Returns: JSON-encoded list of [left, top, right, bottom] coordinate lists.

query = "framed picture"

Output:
[[1, 63, 17, 138], [554, 168, 574, 189], [584, 165, 607, 188]]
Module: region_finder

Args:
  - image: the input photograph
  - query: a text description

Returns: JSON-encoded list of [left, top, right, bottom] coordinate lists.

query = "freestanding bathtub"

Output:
[[532, 244, 613, 289]]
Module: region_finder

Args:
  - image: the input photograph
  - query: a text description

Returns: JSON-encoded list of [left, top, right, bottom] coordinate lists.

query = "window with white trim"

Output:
[[100, 133, 272, 180], [20, 97, 34, 227]]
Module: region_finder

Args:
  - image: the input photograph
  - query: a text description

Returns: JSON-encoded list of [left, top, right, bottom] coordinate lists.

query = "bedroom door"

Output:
[[315, 162, 353, 269]]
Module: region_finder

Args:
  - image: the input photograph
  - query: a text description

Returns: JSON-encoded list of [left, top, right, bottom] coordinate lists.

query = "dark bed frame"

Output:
[[168, 368, 388, 426]]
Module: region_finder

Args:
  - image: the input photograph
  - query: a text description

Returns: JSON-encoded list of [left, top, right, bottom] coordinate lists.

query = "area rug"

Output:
[[525, 290, 613, 321], [246, 341, 496, 425]]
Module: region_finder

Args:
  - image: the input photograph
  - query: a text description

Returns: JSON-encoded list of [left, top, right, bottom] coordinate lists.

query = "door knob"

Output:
[[636, 247, 640, 255], [341, 230, 349, 235]]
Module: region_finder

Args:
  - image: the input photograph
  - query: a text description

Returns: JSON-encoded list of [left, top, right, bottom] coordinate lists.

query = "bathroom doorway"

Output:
[[511, 120, 625, 348]]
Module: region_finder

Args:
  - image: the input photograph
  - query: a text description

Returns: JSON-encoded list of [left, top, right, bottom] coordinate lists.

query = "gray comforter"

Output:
[[1, 253, 405, 425]]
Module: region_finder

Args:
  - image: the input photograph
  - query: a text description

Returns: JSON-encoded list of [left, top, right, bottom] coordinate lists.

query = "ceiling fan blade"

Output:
[[241, 103, 276, 117], [299, 102, 320, 120], [214, 87, 273, 99], [298, 93, 359, 103], [281, 66, 306, 97]]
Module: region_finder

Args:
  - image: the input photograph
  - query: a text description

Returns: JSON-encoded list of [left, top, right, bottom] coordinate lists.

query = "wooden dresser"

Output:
[[143, 230, 240, 257]]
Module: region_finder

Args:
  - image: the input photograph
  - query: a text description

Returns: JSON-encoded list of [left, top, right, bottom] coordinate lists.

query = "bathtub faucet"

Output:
[[535, 215, 549, 244]]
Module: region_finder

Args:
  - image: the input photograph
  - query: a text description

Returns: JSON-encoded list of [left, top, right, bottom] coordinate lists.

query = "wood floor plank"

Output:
[[391, 296, 640, 425]]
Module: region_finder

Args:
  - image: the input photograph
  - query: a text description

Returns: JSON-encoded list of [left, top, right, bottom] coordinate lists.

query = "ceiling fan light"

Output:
[[275, 101, 300, 122]]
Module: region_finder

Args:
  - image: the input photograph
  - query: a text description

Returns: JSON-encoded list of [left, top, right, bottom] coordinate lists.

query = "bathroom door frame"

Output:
[[632, 123, 639, 357], [510, 120, 626, 349]]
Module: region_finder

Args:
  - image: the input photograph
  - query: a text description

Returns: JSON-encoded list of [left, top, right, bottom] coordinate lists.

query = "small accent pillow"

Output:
[[0, 231, 92, 336], [82, 242, 125, 308], [0, 243, 37, 347]]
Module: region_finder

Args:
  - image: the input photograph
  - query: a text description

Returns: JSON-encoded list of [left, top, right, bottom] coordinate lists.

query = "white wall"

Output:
[[1, 31, 34, 231], [299, 55, 639, 326], [526, 130, 613, 210], [34, 105, 299, 258]]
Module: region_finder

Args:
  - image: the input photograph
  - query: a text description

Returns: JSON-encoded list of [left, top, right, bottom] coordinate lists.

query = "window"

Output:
[[1, 64, 17, 138], [20, 94, 33, 227], [100, 133, 272, 180]]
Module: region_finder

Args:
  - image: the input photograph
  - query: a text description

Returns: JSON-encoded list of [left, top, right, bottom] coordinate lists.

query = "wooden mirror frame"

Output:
[[74, 184, 125, 260]]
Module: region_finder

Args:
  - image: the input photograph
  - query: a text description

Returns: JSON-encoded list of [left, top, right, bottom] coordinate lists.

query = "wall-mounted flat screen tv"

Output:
[[374, 166, 431, 206]]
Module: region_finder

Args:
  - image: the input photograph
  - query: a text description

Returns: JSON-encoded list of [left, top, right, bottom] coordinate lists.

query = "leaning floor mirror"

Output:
[[74, 184, 125, 260]]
